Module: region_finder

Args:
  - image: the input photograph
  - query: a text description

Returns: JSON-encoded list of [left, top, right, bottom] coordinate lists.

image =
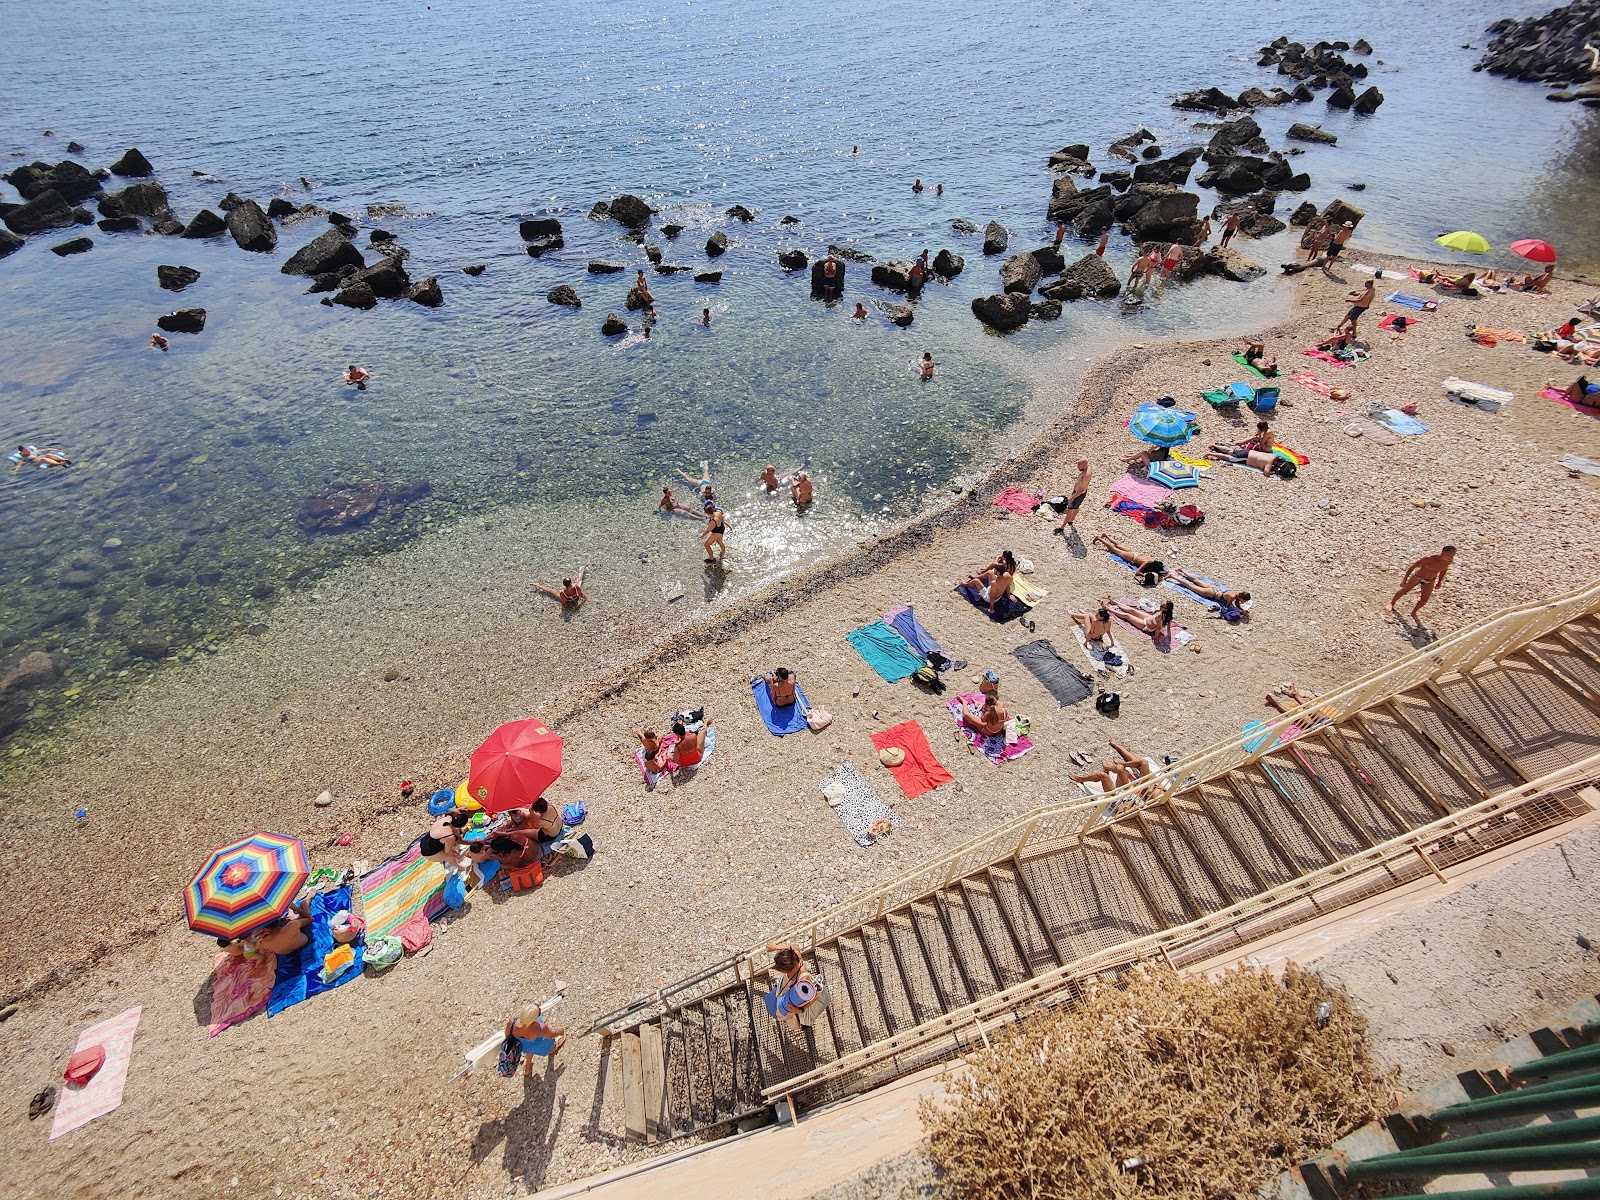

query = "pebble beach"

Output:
[[1, 251, 1597, 1199]]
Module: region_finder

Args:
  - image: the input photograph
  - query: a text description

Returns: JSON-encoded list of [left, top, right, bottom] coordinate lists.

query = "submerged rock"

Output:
[[777, 248, 808, 270], [267, 197, 296, 219], [607, 193, 654, 227], [332, 282, 378, 309], [828, 244, 874, 263], [879, 301, 914, 327], [462, 263, 487, 276], [933, 248, 964, 277], [157, 265, 201, 291], [1287, 122, 1338, 144], [50, 236, 92, 256], [97, 216, 140, 233], [600, 312, 628, 335], [694, 270, 722, 283], [0, 230, 22, 258], [519, 217, 562, 241], [661, 223, 684, 238], [4, 160, 101, 203], [588, 259, 626, 274], [726, 204, 754, 221], [407, 276, 443, 306], [157, 307, 206, 333], [297, 479, 430, 532], [951, 218, 979, 234]]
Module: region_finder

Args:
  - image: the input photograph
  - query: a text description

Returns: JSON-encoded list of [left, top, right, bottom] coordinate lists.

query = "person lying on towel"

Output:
[[1070, 740, 1156, 795]]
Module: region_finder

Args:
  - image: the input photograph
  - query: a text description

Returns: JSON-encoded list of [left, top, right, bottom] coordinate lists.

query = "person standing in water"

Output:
[[790, 471, 814, 505], [919, 352, 935, 381], [702, 503, 728, 564], [701, 307, 711, 327]]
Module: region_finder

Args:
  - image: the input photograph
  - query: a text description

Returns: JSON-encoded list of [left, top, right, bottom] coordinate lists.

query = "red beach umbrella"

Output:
[[1510, 238, 1557, 264], [468, 718, 564, 813]]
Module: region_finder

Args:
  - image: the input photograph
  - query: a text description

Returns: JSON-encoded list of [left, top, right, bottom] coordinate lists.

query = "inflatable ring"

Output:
[[428, 789, 457, 815], [452, 777, 482, 812]]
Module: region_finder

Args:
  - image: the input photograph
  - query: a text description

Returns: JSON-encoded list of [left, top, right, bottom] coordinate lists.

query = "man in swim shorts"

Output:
[[1387, 545, 1455, 620], [790, 470, 814, 505], [1056, 460, 1092, 534]]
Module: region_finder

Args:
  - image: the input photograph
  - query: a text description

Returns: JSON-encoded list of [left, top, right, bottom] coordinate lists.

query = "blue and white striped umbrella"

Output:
[[1129, 404, 1198, 448]]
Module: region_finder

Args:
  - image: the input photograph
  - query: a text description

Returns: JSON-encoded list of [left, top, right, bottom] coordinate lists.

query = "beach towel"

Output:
[[50, 1007, 141, 1140], [268, 886, 364, 1017], [1170, 451, 1211, 471], [1302, 348, 1349, 368], [1108, 472, 1170, 507], [1290, 371, 1337, 397], [634, 727, 716, 786], [1104, 492, 1171, 531], [1011, 639, 1093, 706], [1441, 376, 1513, 409], [1541, 385, 1600, 416], [1200, 387, 1240, 409], [1371, 407, 1429, 435], [751, 676, 811, 736], [1271, 443, 1310, 466], [992, 487, 1043, 515], [361, 838, 448, 942], [1009, 575, 1048, 607], [1386, 291, 1438, 311], [885, 603, 944, 661], [1561, 454, 1600, 477], [1072, 622, 1129, 676], [947, 694, 1034, 764], [818, 763, 899, 846], [847, 619, 927, 682], [870, 721, 954, 799], [956, 582, 1031, 623], [1470, 325, 1529, 344], [1344, 417, 1402, 445], [208, 950, 276, 1037], [1377, 313, 1412, 332], [1111, 600, 1196, 651], [1230, 352, 1270, 379]]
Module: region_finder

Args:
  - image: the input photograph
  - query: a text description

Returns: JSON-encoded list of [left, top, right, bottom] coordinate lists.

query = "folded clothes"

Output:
[[870, 721, 954, 799], [1009, 576, 1048, 607], [1377, 313, 1412, 332], [947, 694, 1034, 764]]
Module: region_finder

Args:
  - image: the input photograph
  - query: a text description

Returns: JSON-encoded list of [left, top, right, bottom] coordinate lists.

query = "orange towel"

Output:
[[870, 721, 955, 800]]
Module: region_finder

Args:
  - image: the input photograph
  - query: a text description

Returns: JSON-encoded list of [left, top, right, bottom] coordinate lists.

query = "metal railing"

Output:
[[584, 580, 1600, 1037]]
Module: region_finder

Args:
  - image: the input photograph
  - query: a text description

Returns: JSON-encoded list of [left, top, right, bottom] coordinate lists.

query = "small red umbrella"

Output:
[[468, 718, 563, 813], [1510, 238, 1557, 264]]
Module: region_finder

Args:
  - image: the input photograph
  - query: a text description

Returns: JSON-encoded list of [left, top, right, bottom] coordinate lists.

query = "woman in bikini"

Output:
[[701, 504, 728, 563], [1168, 567, 1252, 612], [960, 692, 1008, 737], [1106, 597, 1176, 639], [1069, 606, 1115, 647], [1090, 533, 1166, 588], [1243, 340, 1278, 377], [1055, 460, 1092, 534], [671, 717, 712, 768], [533, 563, 587, 608]]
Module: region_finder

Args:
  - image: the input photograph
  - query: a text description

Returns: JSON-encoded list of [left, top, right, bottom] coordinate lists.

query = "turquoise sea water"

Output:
[[1, 0, 1596, 744]]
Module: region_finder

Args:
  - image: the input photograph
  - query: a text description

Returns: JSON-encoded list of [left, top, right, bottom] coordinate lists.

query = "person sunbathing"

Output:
[[659, 486, 695, 515], [1090, 533, 1167, 588], [533, 563, 587, 608], [636, 727, 668, 772], [961, 692, 1008, 737], [1551, 375, 1596, 408], [1243, 340, 1278, 377], [1204, 443, 1293, 478], [764, 667, 798, 706], [671, 717, 712, 768], [1168, 568, 1252, 617], [1070, 606, 1114, 647], [248, 897, 313, 956], [1070, 740, 1156, 793], [1107, 598, 1176, 639], [11, 444, 72, 472]]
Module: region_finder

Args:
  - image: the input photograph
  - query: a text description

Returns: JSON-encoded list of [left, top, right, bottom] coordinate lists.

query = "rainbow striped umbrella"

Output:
[[185, 831, 309, 939]]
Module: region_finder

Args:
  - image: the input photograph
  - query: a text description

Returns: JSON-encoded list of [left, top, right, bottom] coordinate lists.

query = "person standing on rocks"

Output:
[[1387, 546, 1455, 620], [1220, 211, 1242, 249], [1161, 242, 1184, 280], [1094, 229, 1109, 257], [1322, 221, 1354, 276], [1197, 216, 1212, 246]]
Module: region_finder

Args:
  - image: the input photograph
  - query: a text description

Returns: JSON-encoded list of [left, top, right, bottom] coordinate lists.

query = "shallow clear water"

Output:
[[1, 0, 1596, 743]]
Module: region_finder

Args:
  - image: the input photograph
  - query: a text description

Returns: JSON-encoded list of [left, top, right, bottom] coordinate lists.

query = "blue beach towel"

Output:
[[884, 604, 942, 659], [1386, 291, 1435, 311], [1372, 408, 1429, 436], [847, 620, 927, 683], [955, 583, 1030, 624], [267, 886, 365, 1017], [751, 676, 811, 736]]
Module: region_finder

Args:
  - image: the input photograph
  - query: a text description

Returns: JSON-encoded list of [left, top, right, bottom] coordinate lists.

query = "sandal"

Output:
[[28, 1085, 56, 1120]]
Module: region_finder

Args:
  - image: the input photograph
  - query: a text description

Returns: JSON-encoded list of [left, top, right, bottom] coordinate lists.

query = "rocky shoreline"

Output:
[[1477, 0, 1600, 100]]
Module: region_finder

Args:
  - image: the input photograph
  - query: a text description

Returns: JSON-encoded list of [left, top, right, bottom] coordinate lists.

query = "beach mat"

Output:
[[751, 676, 811, 735], [1302, 348, 1349, 369], [1010, 575, 1047, 607], [1072, 623, 1129, 676], [1011, 639, 1093, 706], [1371, 407, 1429, 435], [208, 950, 276, 1037], [1111, 601, 1195, 651], [1561, 454, 1600, 477], [50, 1006, 141, 1140], [633, 727, 716, 786], [1385, 291, 1438, 311], [361, 838, 448, 942], [818, 762, 898, 846], [955, 583, 1030, 623], [992, 487, 1042, 514], [1230, 352, 1270, 378], [268, 886, 364, 1017], [1541, 385, 1600, 417], [947, 694, 1033, 764], [870, 721, 954, 799], [1290, 371, 1337, 397], [1108, 472, 1170, 507], [1344, 417, 1402, 446], [1442, 376, 1513, 411], [885, 603, 944, 661], [847, 619, 926, 682]]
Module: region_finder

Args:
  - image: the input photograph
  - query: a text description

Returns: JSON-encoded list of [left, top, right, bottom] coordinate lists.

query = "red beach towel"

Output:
[[870, 721, 954, 799], [992, 487, 1043, 514]]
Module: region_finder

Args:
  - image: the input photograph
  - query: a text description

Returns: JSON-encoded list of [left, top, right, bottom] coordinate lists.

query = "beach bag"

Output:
[[1221, 603, 1245, 623], [1095, 691, 1121, 716], [560, 801, 587, 827], [63, 1045, 105, 1086], [443, 873, 467, 910], [1174, 504, 1204, 527], [555, 832, 595, 860], [805, 705, 833, 732], [911, 665, 945, 693], [497, 1023, 523, 1077], [364, 935, 403, 971], [1043, 495, 1069, 513]]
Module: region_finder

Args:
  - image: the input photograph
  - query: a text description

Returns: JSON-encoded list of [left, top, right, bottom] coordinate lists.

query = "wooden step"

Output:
[[1134, 805, 1232, 914], [619, 1030, 647, 1142], [1166, 795, 1269, 902], [640, 1022, 667, 1141], [958, 875, 1033, 989]]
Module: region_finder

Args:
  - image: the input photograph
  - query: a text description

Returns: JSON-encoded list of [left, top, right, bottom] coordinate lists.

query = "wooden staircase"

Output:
[[594, 588, 1600, 1143]]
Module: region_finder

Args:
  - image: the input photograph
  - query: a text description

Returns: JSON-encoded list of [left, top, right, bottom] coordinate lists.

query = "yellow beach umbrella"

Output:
[[1435, 230, 1491, 254]]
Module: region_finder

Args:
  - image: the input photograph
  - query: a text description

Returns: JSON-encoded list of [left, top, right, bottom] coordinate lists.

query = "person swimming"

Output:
[[10, 444, 73, 471], [343, 364, 369, 390]]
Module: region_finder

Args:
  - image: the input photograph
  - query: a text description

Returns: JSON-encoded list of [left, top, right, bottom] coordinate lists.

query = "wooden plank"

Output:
[[930, 890, 980, 1004], [953, 881, 1008, 990], [907, 903, 957, 1013], [639, 1022, 667, 1141], [1142, 806, 1230, 911], [619, 1030, 647, 1142], [1518, 646, 1600, 713], [1187, 791, 1272, 892], [1217, 773, 1302, 879], [1424, 680, 1532, 783], [982, 865, 1042, 976], [1007, 857, 1067, 967]]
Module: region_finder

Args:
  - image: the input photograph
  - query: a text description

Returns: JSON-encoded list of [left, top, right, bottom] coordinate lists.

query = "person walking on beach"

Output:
[[1219, 211, 1241, 249], [1056, 460, 1092, 534], [1305, 220, 1331, 263], [506, 989, 568, 1078], [1334, 279, 1375, 336], [1387, 546, 1455, 620], [702, 503, 728, 563], [533, 564, 588, 609]]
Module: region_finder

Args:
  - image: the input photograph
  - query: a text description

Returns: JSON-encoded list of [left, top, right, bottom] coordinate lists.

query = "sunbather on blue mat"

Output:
[[752, 671, 811, 736]]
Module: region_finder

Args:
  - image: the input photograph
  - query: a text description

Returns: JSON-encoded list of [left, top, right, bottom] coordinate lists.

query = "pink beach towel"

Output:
[[51, 1007, 141, 1140], [992, 487, 1043, 515], [946, 694, 1034, 765], [1302, 348, 1349, 368], [1107, 472, 1169, 507], [207, 951, 276, 1037], [1290, 372, 1337, 397], [1111, 601, 1194, 651], [1541, 385, 1600, 417], [635, 734, 679, 788]]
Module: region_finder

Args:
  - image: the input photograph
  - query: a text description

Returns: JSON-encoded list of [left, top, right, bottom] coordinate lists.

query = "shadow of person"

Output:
[[504, 1063, 568, 1185], [191, 969, 215, 1027]]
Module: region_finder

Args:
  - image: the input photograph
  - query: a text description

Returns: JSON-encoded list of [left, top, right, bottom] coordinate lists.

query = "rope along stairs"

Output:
[[589, 582, 1600, 1142]]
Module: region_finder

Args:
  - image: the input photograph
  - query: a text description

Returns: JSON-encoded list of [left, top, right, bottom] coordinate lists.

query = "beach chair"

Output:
[[1200, 387, 1240, 411]]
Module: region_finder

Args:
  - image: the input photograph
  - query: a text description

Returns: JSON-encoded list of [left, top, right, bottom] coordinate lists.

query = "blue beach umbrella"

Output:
[[1148, 459, 1201, 490], [1128, 405, 1198, 448]]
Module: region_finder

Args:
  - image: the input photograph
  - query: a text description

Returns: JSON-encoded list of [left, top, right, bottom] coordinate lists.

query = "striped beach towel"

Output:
[[51, 1007, 141, 1140], [360, 838, 448, 941], [1290, 371, 1337, 397]]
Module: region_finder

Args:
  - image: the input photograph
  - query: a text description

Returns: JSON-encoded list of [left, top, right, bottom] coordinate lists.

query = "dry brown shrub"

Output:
[[920, 964, 1395, 1200]]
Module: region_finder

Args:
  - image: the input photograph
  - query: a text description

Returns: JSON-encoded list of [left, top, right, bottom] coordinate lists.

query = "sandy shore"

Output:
[[1, 255, 1597, 1200]]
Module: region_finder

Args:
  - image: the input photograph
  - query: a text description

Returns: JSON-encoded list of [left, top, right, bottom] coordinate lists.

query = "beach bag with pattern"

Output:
[[496, 1022, 523, 1077]]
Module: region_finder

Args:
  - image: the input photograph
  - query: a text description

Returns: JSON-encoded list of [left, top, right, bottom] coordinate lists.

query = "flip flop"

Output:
[[28, 1085, 56, 1120]]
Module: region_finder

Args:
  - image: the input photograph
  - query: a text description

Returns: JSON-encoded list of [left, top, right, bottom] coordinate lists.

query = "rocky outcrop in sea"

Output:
[[1478, 0, 1600, 99]]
